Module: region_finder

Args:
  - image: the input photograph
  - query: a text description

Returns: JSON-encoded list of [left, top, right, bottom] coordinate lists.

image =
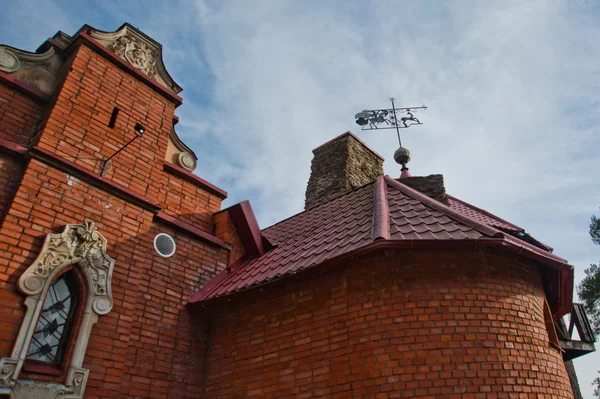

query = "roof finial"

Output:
[[354, 98, 426, 179], [394, 146, 411, 179]]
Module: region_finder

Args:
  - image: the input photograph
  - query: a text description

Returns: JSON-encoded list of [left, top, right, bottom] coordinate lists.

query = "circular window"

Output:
[[154, 233, 176, 257]]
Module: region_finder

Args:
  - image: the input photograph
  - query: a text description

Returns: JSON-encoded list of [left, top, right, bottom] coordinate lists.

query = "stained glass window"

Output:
[[26, 271, 78, 365]]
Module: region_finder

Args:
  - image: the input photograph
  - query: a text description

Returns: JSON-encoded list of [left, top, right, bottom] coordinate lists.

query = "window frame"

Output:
[[0, 222, 114, 398], [23, 269, 82, 375]]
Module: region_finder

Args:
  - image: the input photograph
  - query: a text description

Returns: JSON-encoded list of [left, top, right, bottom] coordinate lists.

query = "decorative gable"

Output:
[[88, 24, 182, 94]]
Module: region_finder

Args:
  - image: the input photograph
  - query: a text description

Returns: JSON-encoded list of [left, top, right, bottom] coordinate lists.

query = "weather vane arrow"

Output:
[[354, 98, 427, 178]]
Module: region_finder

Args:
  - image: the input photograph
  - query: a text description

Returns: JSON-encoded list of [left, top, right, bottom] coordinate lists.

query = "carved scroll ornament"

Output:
[[0, 48, 20, 73], [0, 222, 114, 399]]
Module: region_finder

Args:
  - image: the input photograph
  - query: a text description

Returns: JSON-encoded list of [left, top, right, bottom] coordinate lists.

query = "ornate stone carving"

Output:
[[111, 32, 157, 76], [53, 368, 88, 399], [18, 221, 114, 314], [0, 222, 114, 398], [0, 48, 20, 73], [0, 358, 20, 392], [88, 24, 182, 93]]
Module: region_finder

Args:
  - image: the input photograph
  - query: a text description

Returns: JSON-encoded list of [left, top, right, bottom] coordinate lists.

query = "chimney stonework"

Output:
[[305, 132, 383, 209], [399, 174, 448, 204]]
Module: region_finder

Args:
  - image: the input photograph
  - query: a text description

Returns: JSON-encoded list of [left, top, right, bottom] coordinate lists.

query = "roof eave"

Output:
[[188, 237, 573, 318]]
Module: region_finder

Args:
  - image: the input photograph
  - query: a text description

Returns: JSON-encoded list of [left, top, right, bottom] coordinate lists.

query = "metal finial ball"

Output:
[[394, 146, 411, 165], [389, 97, 395, 102]]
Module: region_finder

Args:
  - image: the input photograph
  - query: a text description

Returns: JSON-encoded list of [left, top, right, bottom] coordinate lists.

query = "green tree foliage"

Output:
[[578, 214, 600, 336], [577, 212, 600, 397], [592, 215, 600, 246], [579, 263, 600, 336]]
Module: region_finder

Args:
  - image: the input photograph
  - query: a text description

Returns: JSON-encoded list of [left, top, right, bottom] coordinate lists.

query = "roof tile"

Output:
[[195, 176, 510, 301], [191, 174, 563, 302]]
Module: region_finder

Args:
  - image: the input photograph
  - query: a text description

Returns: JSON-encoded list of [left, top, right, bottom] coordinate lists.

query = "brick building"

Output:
[[0, 24, 595, 398]]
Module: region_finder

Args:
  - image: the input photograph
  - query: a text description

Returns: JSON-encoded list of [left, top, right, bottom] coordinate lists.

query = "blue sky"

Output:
[[2, 0, 600, 396]]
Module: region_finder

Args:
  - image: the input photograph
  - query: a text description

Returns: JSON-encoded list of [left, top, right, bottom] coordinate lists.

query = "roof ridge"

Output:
[[446, 194, 523, 232], [372, 176, 390, 241], [384, 176, 504, 239]]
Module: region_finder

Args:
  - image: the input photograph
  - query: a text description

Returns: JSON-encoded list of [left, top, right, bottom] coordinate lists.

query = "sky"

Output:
[[2, 0, 600, 396]]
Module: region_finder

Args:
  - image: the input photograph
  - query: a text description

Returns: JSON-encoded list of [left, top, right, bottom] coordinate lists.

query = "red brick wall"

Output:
[[214, 211, 246, 264], [0, 84, 42, 146], [34, 44, 188, 211], [0, 153, 24, 223], [163, 175, 223, 233], [0, 39, 230, 398], [205, 251, 573, 399], [0, 158, 227, 397]]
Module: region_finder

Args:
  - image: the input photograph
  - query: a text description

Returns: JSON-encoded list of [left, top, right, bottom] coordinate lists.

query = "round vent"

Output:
[[154, 233, 176, 258]]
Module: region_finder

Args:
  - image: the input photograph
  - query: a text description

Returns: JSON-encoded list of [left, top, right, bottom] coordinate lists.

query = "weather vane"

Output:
[[354, 98, 427, 178], [354, 98, 426, 147]]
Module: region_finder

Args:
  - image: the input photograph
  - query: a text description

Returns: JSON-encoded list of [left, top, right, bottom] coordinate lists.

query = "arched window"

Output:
[[0, 222, 114, 398], [26, 270, 79, 366]]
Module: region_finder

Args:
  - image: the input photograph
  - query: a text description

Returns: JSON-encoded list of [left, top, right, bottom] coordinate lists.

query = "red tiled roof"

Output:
[[388, 189, 484, 240], [446, 195, 522, 232], [446, 194, 553, 252], [193, 175, 560, 302], [204, 183, 375, 300]]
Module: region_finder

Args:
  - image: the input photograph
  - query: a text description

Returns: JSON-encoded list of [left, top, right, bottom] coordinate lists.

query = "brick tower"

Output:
[[0, 24, 231, 397]]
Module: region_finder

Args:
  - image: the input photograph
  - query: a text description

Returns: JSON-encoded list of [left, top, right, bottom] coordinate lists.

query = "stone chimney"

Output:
[[305, 132, 384, 209], [399, 174, 448, 204]]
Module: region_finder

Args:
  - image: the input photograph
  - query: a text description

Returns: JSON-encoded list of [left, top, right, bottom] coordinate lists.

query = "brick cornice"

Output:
[[29, 146, 161, 213], [1, 139, 230, 251], [154, 212, 230, 250], [163, 162, 228, 199], [0, 138, 28, 156]]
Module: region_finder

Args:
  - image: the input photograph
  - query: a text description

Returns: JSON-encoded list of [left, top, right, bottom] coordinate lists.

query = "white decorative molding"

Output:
[[0, 222, 115, 399], [0, 46, 63, 95], [178, 151, 196, 172], [88, 24, 182, 94], [168, 126, 198, 172], [8, 46, 56, 63], [53, 368, 88, 399], [0, 48, 20, 73], [0, 46, 58, 74], [0, 357, 20, 393]]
